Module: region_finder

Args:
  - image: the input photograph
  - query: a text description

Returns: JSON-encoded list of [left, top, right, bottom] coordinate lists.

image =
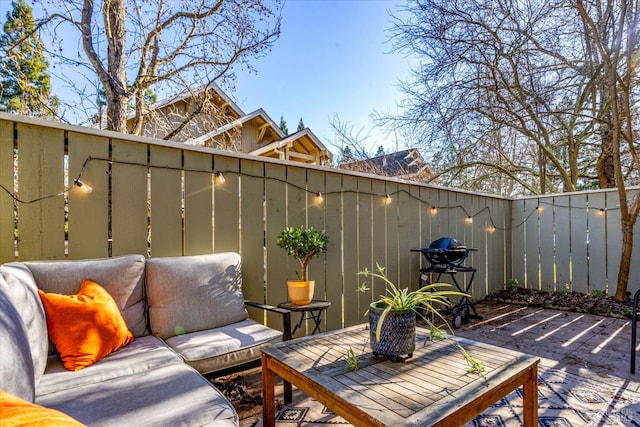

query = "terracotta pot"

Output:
[[287, 280, 315, 305]]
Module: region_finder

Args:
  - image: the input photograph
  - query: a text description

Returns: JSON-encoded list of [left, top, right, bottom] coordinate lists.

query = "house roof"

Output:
[[250, 128, 332, 165], [127, 82, 244, 121], [187, 108, 284, 145], [340, 149, 430, 179]]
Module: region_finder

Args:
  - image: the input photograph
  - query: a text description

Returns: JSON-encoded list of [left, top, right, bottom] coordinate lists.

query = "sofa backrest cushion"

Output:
[[0, 264, 48, 387], [0, 275, 36, 402], [24, 255, 147, 337], [146, 253, 248, 339]]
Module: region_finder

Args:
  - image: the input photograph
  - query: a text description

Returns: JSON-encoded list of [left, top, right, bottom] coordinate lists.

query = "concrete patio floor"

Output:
[[219, 301, 640, 426]]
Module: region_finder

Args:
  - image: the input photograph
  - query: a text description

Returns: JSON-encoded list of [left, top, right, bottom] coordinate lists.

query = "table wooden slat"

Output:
[[262, 324, 539, 427]]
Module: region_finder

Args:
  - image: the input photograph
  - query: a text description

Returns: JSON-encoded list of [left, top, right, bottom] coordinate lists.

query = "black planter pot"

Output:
[[369, 301, 416, 362]]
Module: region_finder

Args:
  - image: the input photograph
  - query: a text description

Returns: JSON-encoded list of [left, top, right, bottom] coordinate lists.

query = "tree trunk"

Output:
[[615, 222, 634, 301], [103, 0, 127, 132], [106, 95, 128, 133], [597, 114, 616, 188]]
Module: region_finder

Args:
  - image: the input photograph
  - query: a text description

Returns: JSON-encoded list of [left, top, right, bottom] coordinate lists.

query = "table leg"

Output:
[[261, 354, 276, 427], [522, 363, 538, 427], [310, 310, 323, 334], [284, 380, 292, 404]]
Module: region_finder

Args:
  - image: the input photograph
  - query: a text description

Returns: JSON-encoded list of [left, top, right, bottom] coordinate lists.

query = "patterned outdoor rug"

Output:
[[253, 367, 640, 426]]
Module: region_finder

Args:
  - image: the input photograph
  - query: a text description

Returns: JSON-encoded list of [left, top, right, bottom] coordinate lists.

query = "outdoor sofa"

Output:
[[0, 252, 287, 426]]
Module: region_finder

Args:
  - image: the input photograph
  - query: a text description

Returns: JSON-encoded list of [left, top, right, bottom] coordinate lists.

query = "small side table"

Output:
[[278, 300, 331, 337]]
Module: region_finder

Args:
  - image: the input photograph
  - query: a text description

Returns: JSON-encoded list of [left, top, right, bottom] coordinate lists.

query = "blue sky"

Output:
[[232, 0, 413, 154], [13, 0, 414, 155]]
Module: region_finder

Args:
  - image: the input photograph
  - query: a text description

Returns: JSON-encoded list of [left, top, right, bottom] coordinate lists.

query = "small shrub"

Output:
[[506, 278, 518, 292]]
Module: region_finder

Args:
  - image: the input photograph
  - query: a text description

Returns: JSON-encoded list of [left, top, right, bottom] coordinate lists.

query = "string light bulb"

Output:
[[384, 194, 392, 205], [466, 215, 473, 224], [315, 192, 324, 204], [598, 208, 606, 216], [214, 171, 225, 185], [430, 206, 438, 215], [488, 225, 496, 233], [535, 205, 543, 213], [74, 179, 92, 194]]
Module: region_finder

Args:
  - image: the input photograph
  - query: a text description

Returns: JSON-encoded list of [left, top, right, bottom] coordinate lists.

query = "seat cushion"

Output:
[[0, 390, 85, 426], [146, 253, 248, 339], [0, 263, 48, 385], [38, 280, 135, 371], [36, 363, 239, 427], [37, 336, 182, 397], [166, 319, 282, 374], [25, 255, 147, 337], [0, 276, 35, 402]]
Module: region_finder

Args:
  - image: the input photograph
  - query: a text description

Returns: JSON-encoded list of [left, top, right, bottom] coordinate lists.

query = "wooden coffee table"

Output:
[[261, 325, 539, 426]]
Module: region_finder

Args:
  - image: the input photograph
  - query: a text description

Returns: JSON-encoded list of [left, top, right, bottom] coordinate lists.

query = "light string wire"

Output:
[[0, 156, 620, 231]]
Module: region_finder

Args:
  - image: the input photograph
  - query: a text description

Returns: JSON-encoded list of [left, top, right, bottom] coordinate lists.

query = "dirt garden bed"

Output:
[[485, 287, 635, 319]]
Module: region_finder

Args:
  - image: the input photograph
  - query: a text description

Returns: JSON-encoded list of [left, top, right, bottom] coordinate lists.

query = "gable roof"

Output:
[[144, 82, 244, 118], [187, 108, 284, 146], [250, 128, 332, 165], [340, 149, 431, 179]]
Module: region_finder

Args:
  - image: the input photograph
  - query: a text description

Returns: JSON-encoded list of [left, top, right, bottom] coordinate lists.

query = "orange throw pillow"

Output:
[[0, 390, 86, 426], [38, 280, 135, 371]]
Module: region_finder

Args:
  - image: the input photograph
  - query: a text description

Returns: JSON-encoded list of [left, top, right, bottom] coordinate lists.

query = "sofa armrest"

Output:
[[244, 300, 292, 341]]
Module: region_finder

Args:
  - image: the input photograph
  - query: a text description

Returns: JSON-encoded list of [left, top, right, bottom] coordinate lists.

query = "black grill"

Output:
[[421, 237, 472, 270], [412, 237, 482, 328]]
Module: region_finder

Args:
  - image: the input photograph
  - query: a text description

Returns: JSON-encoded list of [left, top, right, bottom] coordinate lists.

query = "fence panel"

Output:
[[17, 122, 65, 260], [0, 120, 15, 262], [264, 163, 288, 329], [184, 150, 213, 255], [407, 185, 422, 291], [606, 194, 623, 294], [307, 168, 327, 298], [68, 133, 110, 259], [571, 194, 589, 294], [370, 180, 387, 307], [511, 199, 526, 287], [512, 190, 640, 298], [538, 199, 555, 291], [587, 192, 607, 293], [325, 172, 344, 330], [213, 155, 240, 253], [149, 145, 182, 257], [356, 177, 374, 324], [20, 114, 620, 332], [239, 159, 266, 307]]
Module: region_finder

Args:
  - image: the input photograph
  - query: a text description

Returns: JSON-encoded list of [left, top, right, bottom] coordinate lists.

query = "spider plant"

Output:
[[360, 263, 485, 373], [361, 263, 466, 342]]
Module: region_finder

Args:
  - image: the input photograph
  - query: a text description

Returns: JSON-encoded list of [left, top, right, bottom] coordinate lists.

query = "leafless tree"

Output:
[[34, 0, 281, 135], [387, 0, 639, 299], [386, 0, 638, 196], [575, 0, 640, 300]]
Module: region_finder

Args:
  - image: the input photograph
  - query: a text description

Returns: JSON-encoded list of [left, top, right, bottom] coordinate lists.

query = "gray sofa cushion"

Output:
[[37, 336, 182, 397], [0, 276, 35, 402], [146, 253, 248, 339], [36, 363, 238, 427], [24, 255, 147, 337], [166, 318, 282, 374], [0, 264, 48, 386]]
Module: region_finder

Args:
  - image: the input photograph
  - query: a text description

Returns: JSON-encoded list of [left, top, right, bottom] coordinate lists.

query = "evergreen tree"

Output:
[[297, 117, 305, 132], [279, 115, 289, 135], [0, 0, 56, 116]]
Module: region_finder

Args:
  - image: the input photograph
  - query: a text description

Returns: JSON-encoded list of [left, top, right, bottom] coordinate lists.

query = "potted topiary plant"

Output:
[[360, 263, 484, 372], [277, 226, 329, 305]]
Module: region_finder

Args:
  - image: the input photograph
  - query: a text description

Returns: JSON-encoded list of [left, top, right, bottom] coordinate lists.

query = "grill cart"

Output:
[[412, 237, 482, 328]]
